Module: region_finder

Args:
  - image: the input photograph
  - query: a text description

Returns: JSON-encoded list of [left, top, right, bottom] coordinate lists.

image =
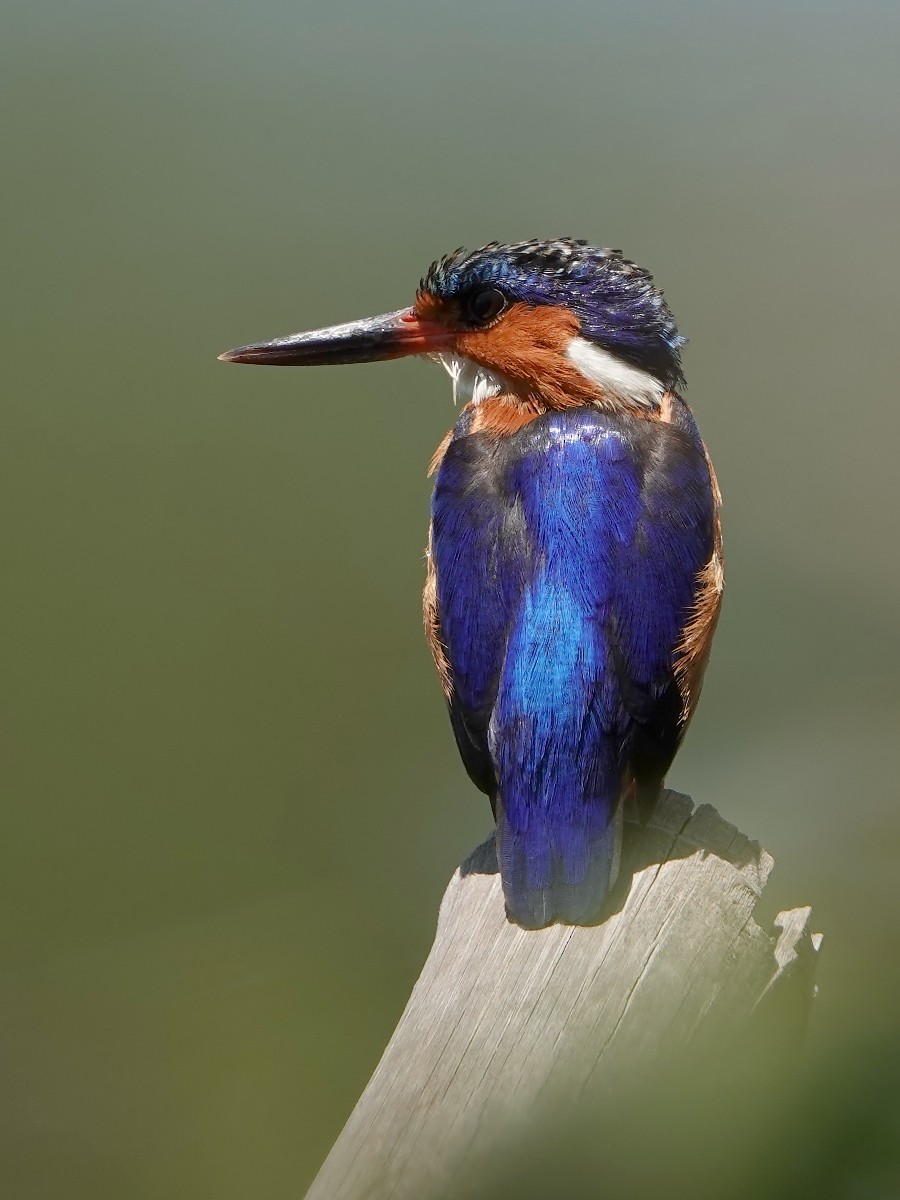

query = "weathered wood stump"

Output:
[[305, 790, 821, 1200]]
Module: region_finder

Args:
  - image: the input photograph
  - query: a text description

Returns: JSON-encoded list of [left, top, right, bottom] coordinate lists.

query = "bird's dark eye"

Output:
[[463, 286, 507, 326]]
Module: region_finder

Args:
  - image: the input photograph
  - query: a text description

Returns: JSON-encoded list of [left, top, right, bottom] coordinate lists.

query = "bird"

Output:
[[219, 238, 723, 929]]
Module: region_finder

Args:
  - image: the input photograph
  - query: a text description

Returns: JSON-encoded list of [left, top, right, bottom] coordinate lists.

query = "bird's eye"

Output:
[[463, 287, 507, 326]]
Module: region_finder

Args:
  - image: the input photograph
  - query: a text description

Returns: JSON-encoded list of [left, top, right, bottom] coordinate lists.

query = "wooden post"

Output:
[[304, 791, 821, 1200]]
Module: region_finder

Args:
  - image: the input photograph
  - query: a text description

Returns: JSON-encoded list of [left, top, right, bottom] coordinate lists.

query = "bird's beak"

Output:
[[218, 307, 455, 366]]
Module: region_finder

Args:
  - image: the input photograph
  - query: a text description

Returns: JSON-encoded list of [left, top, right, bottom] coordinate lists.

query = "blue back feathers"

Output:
[[422, 239, 686, 390], [432, 405, 714, 927]]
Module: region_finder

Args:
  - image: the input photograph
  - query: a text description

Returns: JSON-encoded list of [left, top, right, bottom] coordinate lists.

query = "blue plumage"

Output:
[[432, 408, 715, 927]]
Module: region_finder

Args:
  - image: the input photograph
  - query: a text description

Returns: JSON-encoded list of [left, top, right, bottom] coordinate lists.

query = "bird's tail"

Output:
[[496, 799, 623, 929]]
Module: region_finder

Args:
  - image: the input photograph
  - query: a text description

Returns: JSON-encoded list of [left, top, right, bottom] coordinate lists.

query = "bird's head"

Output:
[[220, 239, 685, 413]]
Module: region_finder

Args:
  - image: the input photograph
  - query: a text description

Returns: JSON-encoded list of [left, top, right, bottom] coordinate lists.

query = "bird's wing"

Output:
[[429, 429, 531, 803], [606, 407, 722, 805]]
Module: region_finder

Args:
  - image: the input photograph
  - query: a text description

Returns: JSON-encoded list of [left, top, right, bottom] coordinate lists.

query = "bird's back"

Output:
[[430, 403, 716, 927]]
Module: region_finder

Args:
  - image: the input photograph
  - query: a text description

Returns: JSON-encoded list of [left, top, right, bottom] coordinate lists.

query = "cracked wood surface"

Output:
[[304, 791, 821, 1200]]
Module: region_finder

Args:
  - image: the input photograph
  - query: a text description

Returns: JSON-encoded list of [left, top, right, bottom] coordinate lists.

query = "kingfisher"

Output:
[[220, 239, 723, 929]]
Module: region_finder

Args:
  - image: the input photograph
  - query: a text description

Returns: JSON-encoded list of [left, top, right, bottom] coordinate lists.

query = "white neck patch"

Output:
[[566, 336, 665, 409], [430, 352, 505, 407]]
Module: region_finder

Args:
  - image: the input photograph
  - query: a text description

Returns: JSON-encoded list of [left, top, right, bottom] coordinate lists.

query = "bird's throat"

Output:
[[429, 352, 506, 407]]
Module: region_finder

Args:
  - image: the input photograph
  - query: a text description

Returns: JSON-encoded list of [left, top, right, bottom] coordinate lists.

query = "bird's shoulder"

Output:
[[435, 399, 709, 495]]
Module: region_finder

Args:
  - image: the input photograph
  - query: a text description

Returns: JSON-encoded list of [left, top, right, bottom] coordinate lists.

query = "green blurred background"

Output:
[[3, 1, 899, 1195]]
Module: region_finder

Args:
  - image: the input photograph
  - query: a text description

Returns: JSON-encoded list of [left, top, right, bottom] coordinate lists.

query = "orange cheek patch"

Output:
[[456, 303, 603, 410], [458, 303, 578, 371]]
